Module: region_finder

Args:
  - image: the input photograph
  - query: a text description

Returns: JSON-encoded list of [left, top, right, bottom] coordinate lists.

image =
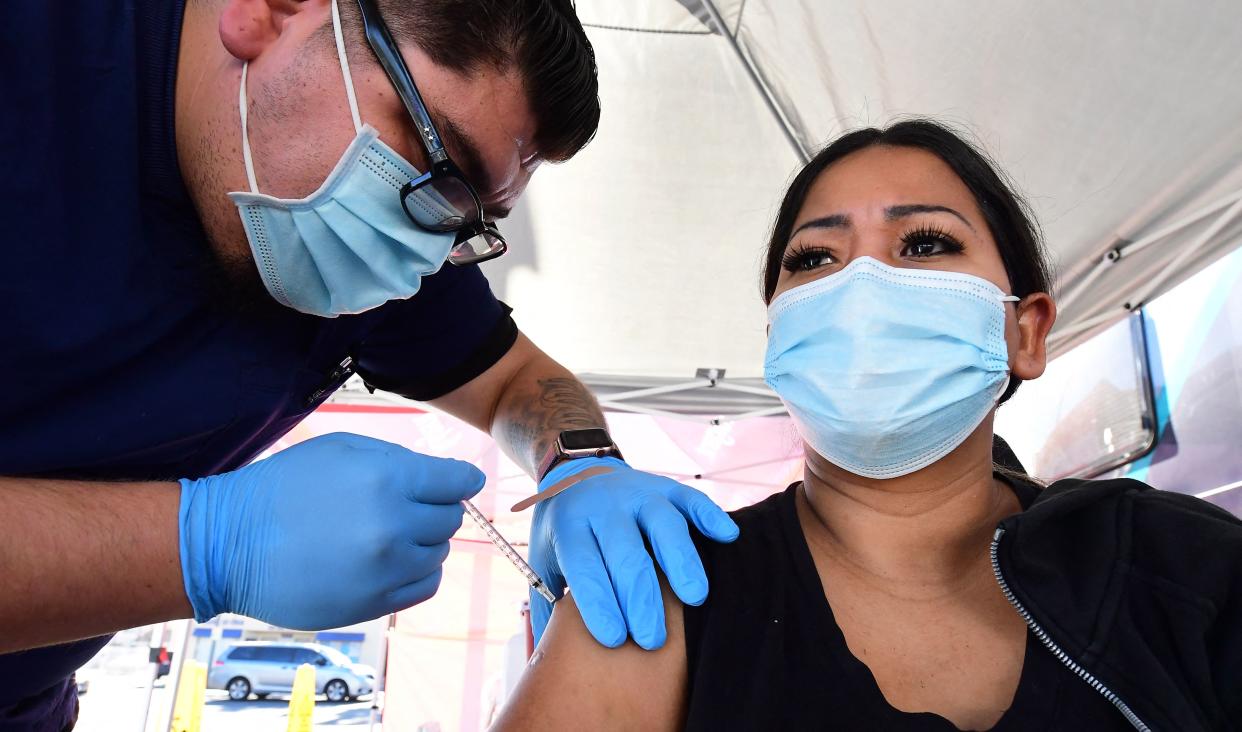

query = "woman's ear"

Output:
[[219, 0, 319, 62], [1011, 293, 1057, 381]]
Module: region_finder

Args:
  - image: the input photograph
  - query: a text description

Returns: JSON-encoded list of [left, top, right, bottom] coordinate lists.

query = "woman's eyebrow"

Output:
[[790, 214, 850, 236], [885, 204, 975, 231], [791, 205, 976, 237]]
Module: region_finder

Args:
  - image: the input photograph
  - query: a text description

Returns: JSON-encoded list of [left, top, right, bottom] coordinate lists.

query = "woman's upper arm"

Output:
[[491, 584, 687, 731]]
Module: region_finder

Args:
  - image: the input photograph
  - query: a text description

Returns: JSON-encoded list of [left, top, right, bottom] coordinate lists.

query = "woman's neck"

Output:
[[797, 421, 1022, 598]]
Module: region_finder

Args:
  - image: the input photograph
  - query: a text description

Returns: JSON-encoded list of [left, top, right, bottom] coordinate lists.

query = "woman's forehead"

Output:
[[796, 146, 986, 227]]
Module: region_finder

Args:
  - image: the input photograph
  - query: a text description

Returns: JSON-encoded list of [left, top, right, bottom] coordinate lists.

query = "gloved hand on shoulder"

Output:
[[528, 457, 739, 650]]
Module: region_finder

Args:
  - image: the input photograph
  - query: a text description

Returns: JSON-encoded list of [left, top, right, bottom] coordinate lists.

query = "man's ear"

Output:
[[219, 0, 323, 62], [1011, 292, 1057, 381]]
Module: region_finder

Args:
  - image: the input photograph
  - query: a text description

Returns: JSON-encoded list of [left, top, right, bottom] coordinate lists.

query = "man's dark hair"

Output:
[[343, 0, 600, 162], [761, 118, 1053, 404]]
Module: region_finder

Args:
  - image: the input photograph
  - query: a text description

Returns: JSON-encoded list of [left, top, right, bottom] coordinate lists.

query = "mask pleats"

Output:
[[764, 257, 1014, 479]]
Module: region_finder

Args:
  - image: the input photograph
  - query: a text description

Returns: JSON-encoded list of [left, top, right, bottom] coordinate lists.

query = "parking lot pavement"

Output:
[[79, 683, 373, 731], [75, 629, 166, 732], [74, 642, 376, 732], [75, 669, 164, 732], [201, 692, 374, 729]]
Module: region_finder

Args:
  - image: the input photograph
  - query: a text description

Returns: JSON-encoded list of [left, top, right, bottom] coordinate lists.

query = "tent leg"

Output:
[[699, 0, 811, 164]]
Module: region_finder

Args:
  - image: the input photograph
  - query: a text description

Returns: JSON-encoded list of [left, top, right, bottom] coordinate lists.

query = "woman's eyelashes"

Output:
[[899, 225, 966, 258], [782, 226, 966, 273], [781, 245, 836, 272]]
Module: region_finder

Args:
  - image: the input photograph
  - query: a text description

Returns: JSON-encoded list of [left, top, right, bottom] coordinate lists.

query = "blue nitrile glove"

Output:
[[178, 432, 484, 629], [529, 457, 739, 650]]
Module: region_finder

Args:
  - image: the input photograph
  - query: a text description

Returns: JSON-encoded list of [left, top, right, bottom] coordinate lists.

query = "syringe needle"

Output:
[[530, 578, 556, 604], [461, 499, 558, 604]]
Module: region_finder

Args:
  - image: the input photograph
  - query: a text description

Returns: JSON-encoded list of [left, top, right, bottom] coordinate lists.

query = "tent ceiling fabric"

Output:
[[574, 1, 734, 35], [481, 1, 1242, 389], [480, 0, 793, 380]]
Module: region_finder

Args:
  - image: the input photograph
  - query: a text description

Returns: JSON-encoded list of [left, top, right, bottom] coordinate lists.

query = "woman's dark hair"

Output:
[[761, 118, 1053, 403]]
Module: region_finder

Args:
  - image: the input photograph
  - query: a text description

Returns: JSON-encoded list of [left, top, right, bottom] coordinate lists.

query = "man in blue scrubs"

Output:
[[0, 1, 738, 727]]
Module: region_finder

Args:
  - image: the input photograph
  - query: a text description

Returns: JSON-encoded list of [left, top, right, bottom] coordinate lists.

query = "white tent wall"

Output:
[[482, 1, 1242, 402], [480, 1, 795, 380]]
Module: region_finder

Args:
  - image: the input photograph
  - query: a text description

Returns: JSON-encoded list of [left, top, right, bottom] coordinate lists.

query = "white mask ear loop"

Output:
[[330, 0, 364, 133], [996, 294, 1020, 402], [995, 373, 1013, 403], [236, 1, 361, 196], [238, 63, 259, 194]]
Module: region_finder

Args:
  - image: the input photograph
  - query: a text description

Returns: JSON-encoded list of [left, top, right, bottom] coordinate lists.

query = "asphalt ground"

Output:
[[74, 631, 376, 731]]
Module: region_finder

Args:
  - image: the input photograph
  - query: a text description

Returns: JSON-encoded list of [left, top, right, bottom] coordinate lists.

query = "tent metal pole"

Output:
[[699, 0, 812, 164], [712, 381, 780, 398], [715, 405, 789, 422], [598, 400, 714, 422], [1124, 194, 1242, 309], [1059, 188, 1242, 311], [600, 379, 712, 403], [1119, 188, 1242, 260], [1051, 309, 1127, 343], [1057, 251, 1118, 314]]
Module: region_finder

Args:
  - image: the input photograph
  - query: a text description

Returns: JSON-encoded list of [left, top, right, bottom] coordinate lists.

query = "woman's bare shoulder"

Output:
[[491, 581, 688, 731]]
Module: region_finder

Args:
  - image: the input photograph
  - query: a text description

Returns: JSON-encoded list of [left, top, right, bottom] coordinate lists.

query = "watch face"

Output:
[[560, 428, 612, 451]]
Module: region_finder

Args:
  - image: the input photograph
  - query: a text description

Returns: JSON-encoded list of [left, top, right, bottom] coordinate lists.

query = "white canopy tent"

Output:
[[314, 12, 1242, 723], [468, 0, 1242, 419]]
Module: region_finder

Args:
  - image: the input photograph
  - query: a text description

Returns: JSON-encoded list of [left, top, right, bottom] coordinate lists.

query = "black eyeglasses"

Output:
[[354, 0, 507, 266]]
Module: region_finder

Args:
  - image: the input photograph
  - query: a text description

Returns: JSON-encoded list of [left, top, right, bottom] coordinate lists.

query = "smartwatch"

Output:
[[537, 428, 624, 483]]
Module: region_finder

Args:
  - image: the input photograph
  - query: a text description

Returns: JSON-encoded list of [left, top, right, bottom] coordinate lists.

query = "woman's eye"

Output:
[[906, 240, 944, 257], [900, 226, 965, 258], [782, 248, 835, 272]]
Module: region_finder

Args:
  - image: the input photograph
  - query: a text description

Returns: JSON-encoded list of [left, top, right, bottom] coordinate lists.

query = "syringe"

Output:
[[461, 499, 557, 604]]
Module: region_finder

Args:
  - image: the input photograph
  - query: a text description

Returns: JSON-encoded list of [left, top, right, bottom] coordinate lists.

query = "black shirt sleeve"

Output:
[[353, 263, 518, 402]]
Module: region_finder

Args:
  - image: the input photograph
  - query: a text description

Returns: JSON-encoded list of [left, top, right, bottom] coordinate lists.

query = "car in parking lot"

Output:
[[207, 642, 376, 703]]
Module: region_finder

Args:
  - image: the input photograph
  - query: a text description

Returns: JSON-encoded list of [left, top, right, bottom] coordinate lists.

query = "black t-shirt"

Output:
[[682, 482, 1133, 730], [1, 1, 516, 725]]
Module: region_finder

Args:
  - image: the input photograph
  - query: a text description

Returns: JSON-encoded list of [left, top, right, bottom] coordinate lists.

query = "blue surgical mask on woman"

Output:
[[764, 256, 1019, 479], [227, 0, 454, 317]]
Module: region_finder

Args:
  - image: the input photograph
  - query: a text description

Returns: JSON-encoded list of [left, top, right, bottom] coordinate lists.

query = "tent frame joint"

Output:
[[1057, 187, 1242, 333]]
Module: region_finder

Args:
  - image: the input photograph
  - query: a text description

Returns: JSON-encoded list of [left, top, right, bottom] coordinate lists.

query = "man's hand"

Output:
[[179, 432, 484, 629], [528, 457, 738, 650], [426, 332, 738, 649]]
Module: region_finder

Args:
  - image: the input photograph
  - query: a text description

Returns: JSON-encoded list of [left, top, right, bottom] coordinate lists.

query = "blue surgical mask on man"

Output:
[[764, 256, 1019, 479], [227, 0, 454, 317]]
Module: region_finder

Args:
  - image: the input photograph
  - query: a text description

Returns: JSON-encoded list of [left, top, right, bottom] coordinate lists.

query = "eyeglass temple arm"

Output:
[[353, 0, 448, 165]]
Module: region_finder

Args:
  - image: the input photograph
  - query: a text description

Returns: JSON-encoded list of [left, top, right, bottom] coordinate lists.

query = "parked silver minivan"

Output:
[[207, 642, 376, 702]]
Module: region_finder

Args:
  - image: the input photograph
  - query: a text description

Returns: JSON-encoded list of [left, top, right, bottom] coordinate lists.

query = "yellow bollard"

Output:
[[287, 662, 317, 732], [191, 663, 207, 732], [171, 661, 206, 732]]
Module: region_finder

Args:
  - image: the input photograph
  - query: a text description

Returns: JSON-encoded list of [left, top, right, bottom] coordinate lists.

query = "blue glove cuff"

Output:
[[178, 477, 222, 623], [538, 455, 628, 493]]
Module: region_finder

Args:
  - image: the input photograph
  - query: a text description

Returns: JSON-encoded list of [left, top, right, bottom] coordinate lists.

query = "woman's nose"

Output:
[[837, 239, 903, 269]]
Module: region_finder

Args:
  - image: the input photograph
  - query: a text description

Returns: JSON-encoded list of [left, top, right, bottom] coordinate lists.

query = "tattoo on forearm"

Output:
[[499, 376, 606, 476]]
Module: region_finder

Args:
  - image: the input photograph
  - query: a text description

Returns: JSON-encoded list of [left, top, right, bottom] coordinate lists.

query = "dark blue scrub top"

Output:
[[0, 2, 517, 726]]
